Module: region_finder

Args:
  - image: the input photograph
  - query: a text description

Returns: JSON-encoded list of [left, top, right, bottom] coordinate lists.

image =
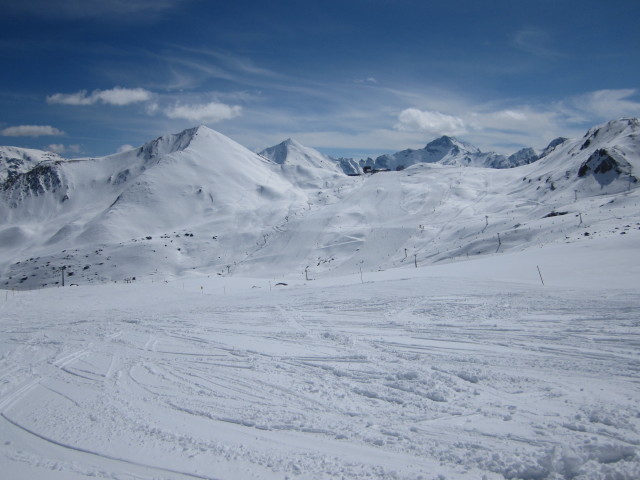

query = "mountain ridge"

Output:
[[259, 133, 559, 175], [1, 118, 639, 289], [362, 135, 542, 171]]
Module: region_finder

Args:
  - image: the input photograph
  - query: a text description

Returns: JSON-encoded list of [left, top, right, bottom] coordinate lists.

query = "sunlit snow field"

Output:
[[1, 234, 639, 480]]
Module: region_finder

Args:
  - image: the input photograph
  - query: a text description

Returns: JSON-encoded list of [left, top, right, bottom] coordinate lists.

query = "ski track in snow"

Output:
[[1, 274, 639, 479]]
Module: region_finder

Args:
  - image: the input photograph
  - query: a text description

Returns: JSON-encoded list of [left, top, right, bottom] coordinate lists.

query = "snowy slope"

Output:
[[224, 118, 640, 280], [1, 119, 639, 290], [1, 233, 639, 479]]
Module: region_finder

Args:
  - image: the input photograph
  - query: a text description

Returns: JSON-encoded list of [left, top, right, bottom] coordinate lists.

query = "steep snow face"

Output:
[[539, 137, 569, 158], [0, 146, 65, 183], [578, 149, 633, 186], [335, 157, 363, 175], [136, 126, 200, 161], [507, 147, 539, 166], [2, 162, 67, 212], [0, 147, 70, 224]]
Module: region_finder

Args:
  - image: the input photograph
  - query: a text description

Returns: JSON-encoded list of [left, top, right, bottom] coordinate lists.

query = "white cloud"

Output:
[[164, 101, 242, 122], [47, 87, 153, 106], [1, 125, 65, 137], [46, 144, 81, 154], [94, 87, 153, 106], [47, 90, 93, 106], [117, 144, 136, 153], [395, 108, 467, 136]]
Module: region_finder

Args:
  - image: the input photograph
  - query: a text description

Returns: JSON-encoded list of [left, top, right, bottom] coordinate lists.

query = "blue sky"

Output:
[[1, 0, 639, 158]]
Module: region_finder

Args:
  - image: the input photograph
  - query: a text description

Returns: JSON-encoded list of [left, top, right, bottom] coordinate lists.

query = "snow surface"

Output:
[[1, 233, 639, 480]]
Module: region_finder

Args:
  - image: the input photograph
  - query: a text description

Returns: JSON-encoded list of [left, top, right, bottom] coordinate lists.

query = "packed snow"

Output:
[[1, 234, 639, 479]]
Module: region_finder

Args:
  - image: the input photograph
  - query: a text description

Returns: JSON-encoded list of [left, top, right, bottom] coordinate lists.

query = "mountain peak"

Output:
[[427, 135, 456, 147], [134, 125, 239, 162], [260, 140, 293, 165], [282, 138, 301, 147], [260, 137, 310, 165], [137, 126, 200, 160], [582, 117, 640, 144], [508, 147, 539, 166], [260, 138, 343, 173], [589, 117, 639, 134], [368, 135, 527, 170], [425, 135, 479, 153], [539, 137, 569, 158]]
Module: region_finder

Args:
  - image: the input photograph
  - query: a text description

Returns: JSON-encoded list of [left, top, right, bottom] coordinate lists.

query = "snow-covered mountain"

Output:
[[0, 146, 65, 184], [260, 135, 540, 175], [258, 138, 345, 188], [1, 125, 305, 233], [259, 138, 342, 173], [0, 126, 323, 287], [1, 118, 639, 289], [364, 135, 540, 171]]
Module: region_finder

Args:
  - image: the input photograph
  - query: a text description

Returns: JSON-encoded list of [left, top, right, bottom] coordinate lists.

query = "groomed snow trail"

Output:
[[1, 272, 639, 479]]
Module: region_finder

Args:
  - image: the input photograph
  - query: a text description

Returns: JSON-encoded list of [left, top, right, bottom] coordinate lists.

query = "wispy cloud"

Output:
[[354, 77, 379, 85], [511, 27, 563, 58], [47, 87, 153, 106], [165, 101, 242, 122], [3, 0, 191, 21], [163, 45, 283, 78], [149, 46, 288, 92], [562, 89, 640, 121], [1, 125, 65, 137]]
